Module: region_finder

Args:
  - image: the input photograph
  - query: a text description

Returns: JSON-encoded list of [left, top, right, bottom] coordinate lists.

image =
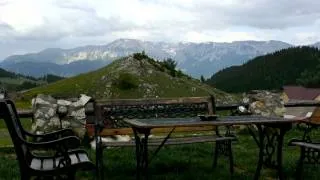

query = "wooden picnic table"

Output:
[[124, 115, 300, 180]]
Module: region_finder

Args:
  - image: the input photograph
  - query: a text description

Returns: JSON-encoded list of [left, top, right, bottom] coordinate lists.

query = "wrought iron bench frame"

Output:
[[85, 95, 237, 179], [289, 118, 320, 179], [0, 99, 96, 180]]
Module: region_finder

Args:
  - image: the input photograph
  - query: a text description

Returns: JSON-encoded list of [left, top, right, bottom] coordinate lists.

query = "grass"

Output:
[[0, 128, 319, 179], [0, 118, 32, 146]]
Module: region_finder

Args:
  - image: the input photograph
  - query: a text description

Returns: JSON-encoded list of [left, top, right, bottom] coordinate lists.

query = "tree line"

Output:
[[206, 46, 320, 92]]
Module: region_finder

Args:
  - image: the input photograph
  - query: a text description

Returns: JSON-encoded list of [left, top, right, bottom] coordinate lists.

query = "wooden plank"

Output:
[[17, 110, 33, 118], [101, 136, 235, 147], [291, 142, 320, 150], [95, 96, 213, 106], [285, 100, 320, 107], [86, 125, 216, 136]]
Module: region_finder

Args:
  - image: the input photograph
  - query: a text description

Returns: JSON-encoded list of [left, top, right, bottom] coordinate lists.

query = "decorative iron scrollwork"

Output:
[[100, 102, 209, 128], [263, 128, 279, 168], [216, 140, 231, 157], [305, 147, 320, 164]]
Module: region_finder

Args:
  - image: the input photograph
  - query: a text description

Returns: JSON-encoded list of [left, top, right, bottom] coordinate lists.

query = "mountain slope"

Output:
[[22, 54, 236, 104], [206, 46, 320, 93], [1, 39, 292, 78], [0, 67, 47, 91]]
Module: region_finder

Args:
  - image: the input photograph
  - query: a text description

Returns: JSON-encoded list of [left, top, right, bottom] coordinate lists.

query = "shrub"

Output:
[[16, 81, 38, 91], [176, 70, 185, 78], [133, 51, 148, 60], [115, 73, 138, 90]]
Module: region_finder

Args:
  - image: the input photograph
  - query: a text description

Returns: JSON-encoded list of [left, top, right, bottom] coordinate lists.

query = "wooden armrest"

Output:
[[22, 136, 80, 150], [24, 128, 74, 140], [289, 141, 320, 150]]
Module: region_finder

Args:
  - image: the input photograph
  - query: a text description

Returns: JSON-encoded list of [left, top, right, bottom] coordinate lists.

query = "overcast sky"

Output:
[[0, 0, 320, 59]]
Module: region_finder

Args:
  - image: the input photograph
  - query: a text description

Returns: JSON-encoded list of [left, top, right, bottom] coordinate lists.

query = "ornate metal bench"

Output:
[[85, 96, 237, 179], [289, 107, 320, 179], [0, 99, 95, 180]]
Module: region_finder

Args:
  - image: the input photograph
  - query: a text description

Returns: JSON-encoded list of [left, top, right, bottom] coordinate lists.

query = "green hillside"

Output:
[[21, 53, 236, 105], [207, 46, 320, 93], [0, 65, 65, 92], [0, 67, 40, 91]]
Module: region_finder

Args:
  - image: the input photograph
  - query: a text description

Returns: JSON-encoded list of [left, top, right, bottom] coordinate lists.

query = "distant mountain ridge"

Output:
[[1, 38, 313, 78]]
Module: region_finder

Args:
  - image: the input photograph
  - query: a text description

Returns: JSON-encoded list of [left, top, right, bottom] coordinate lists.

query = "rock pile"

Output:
[[32, 94, 91, 137], [243, 90, 286, 117]]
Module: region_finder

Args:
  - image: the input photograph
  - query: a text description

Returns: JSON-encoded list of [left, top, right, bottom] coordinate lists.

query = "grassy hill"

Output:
[[21, 53, 236, 106], [206, 46, 320, 93]]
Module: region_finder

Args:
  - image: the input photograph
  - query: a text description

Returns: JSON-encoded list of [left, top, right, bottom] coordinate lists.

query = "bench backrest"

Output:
[[86, 96, 216, 136], [0, 100, 31, 172]]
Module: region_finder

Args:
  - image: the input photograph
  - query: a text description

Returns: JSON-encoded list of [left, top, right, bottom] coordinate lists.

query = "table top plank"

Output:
[[124, 115, 301, 129]]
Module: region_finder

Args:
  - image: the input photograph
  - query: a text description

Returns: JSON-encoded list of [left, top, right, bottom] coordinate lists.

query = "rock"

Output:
[[70, 94, 91, 107], [57, 99, 72, 106], [32, 94, 57, 107], [243, 90, 286, 117], [90, 135, 131, 149], [31, 94, 91, 138], [57, 105, 68, 114]]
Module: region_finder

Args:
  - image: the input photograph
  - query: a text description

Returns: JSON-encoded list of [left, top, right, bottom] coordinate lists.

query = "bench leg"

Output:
[[296, 147, 305, 180], [20, 174, 30, 180], [95, 136, 103, 180], [134, 128, 151, 180], [213, 140, 234, 174], [67, 171, 76, 180], [228, 141, 234, 174], [254, 125, 264, 180], [212, 142, 219, 169]]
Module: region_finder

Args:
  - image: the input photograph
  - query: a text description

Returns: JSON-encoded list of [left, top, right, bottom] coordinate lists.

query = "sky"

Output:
[[0, 0, 320, 59]]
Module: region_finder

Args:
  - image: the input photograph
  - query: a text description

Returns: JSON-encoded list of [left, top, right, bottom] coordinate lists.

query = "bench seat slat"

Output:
[[101, 136, 236, 147], [291, 141, 320, 150], [86, 126, 217, 136]]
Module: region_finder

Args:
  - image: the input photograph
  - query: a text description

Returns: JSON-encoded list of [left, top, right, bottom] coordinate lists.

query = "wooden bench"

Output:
[[289, 107, 320, 179], [85, 96, 237, 176]]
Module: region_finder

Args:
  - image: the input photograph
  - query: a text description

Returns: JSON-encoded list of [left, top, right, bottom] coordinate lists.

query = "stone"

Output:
[[244, 90, 286, 117], [31, 94, 92, 138], [70, 94, 91, 107], [90, 135, 131, 149], [57, 105, 68, 114], [57, 99, 72, 106], [32, 94, 57, 107]]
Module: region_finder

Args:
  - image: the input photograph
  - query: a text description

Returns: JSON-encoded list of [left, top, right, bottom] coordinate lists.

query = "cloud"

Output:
[[0, 0, 319, 59]]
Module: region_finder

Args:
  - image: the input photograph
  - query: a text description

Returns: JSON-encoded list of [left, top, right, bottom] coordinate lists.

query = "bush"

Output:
[[16, 81, 38, 91], [176, 70, 185, 78], [133, 51, 148, 60], [115, 73, 139, 90]]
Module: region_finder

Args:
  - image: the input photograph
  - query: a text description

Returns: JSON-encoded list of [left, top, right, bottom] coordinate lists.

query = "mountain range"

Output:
[[1, 38, 320, 78]]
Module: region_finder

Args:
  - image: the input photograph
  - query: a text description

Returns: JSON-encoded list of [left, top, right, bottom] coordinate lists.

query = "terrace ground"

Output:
[[0, 118, 319, 180]]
